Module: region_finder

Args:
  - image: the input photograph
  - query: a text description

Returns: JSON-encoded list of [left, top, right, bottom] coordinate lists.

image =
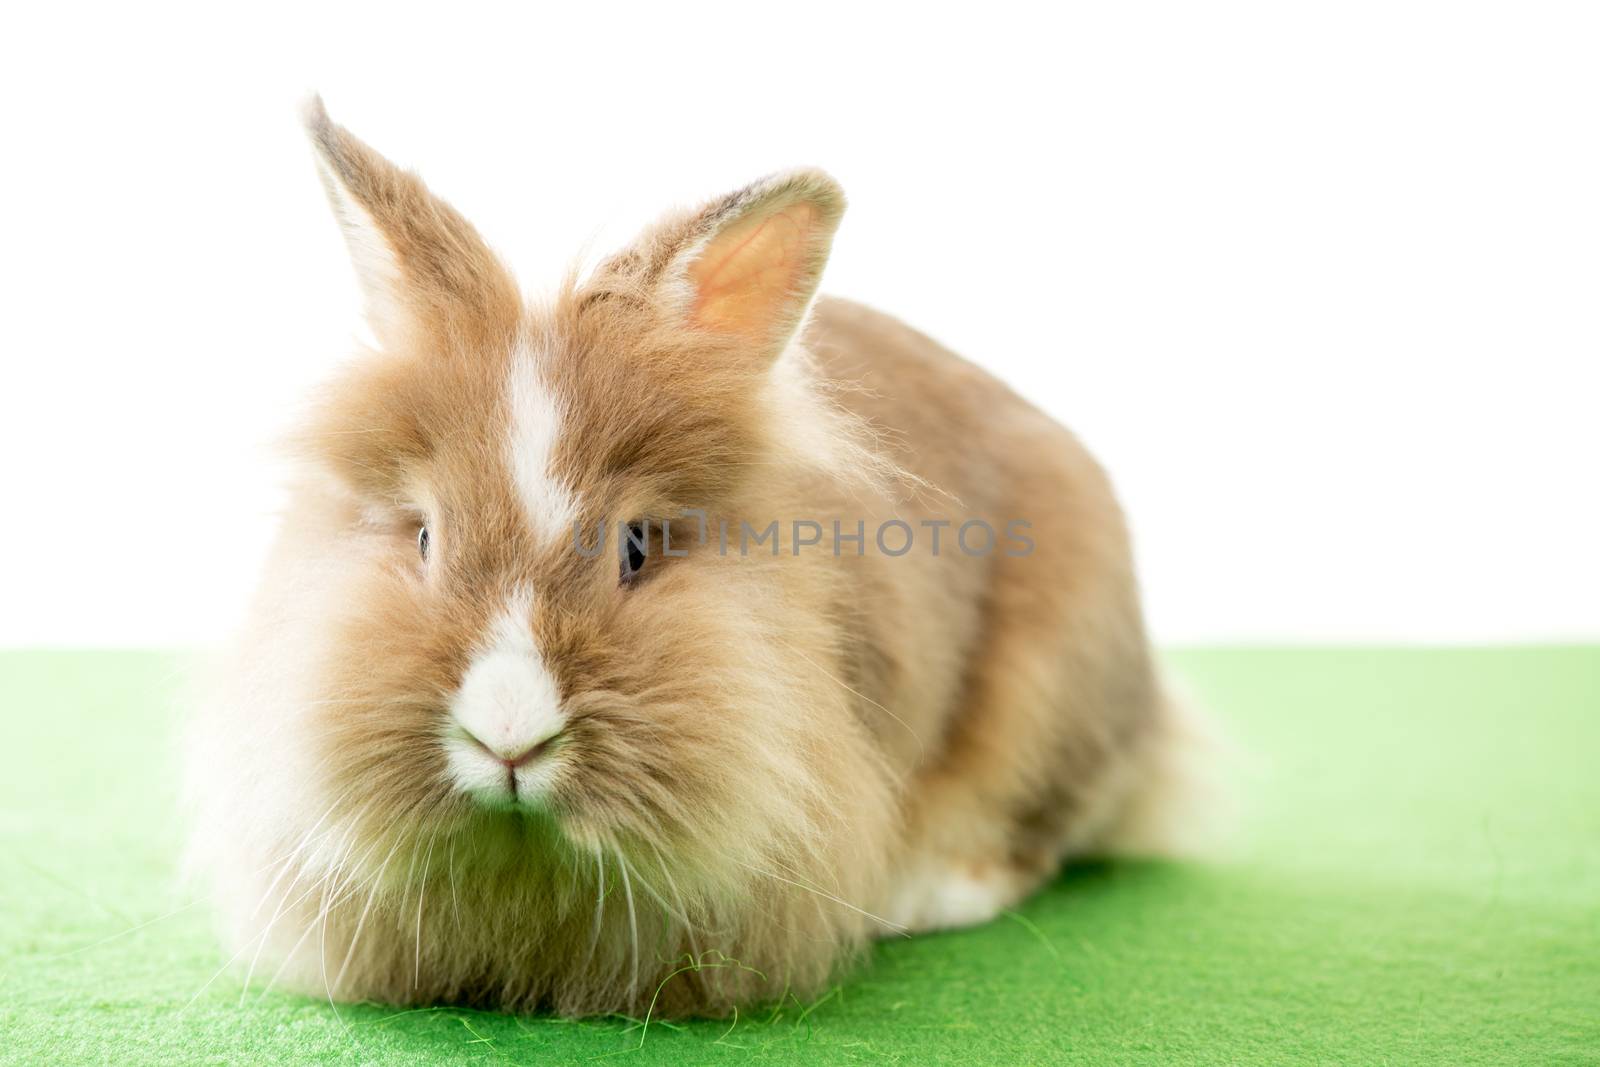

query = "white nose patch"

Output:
[[445, 596, 565, 800]]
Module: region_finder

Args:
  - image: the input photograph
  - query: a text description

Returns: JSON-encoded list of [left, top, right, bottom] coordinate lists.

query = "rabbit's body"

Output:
[[803, 297, 1189, 929], [185, 101, 1207, 1018]]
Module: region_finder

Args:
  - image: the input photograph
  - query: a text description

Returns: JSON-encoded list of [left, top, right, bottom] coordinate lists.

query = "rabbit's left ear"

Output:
[[655, 170, 846, 363], [301, 96, 520, 347]]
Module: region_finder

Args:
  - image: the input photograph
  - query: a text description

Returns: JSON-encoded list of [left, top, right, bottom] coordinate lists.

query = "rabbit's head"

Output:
[[185, 102, 900, 1012]]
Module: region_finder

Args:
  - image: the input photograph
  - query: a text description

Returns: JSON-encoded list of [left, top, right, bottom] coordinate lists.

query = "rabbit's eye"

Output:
[[620, 521, 647, 585], [417, 525, 430, 561]]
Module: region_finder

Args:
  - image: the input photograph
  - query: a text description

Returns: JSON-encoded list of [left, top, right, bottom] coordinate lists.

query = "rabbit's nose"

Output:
[[448, 601, 568, 782], [466, 730, 551, 769]]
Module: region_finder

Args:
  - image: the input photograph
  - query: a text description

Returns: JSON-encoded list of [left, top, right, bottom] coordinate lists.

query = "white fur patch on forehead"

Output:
[[506, 339, 582, 545]]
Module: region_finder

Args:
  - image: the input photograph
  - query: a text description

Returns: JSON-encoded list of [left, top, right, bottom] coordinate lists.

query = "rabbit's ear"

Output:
[[301, 97, 519, 347], [654, 170, 846, 363]]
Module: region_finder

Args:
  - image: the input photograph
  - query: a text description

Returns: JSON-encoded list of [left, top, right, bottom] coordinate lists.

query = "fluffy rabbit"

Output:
[[185, 98, 1211, 1018]]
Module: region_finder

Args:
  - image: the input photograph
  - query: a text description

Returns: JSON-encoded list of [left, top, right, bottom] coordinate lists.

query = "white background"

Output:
[[2, 2, 1596, 647]]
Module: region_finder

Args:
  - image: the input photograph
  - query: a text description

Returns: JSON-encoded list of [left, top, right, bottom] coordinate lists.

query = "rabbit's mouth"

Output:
[[443, 720, 568, 813], [440, 593, 569, 808]]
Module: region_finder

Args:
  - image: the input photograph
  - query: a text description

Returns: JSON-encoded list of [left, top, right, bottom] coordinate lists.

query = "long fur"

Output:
[[184, 100, 1211, 1018]]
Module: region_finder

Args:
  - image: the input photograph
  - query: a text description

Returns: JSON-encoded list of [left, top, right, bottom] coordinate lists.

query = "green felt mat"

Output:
[[1, 649, 1596, 1065]]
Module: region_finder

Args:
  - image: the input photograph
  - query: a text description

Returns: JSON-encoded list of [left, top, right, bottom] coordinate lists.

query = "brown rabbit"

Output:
[[184, 97, 1212, 1018]]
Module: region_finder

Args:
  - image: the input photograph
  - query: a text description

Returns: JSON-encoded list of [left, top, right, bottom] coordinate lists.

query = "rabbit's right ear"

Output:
[[301, 97, 519, 347]]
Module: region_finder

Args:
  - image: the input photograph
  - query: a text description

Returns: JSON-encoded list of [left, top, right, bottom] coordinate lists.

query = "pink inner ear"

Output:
[[689, 202, 818, 339]]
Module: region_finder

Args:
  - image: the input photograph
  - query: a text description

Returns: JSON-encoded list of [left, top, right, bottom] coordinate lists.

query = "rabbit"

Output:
[[183, 96, 1214, 1019]]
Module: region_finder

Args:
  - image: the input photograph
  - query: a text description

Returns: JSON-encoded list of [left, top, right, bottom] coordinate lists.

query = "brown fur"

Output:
[[184, 99, 1209, 1019]]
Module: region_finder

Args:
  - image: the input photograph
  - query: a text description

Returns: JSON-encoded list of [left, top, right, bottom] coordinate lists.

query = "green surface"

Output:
[[1, 649, 1596, 1065]]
